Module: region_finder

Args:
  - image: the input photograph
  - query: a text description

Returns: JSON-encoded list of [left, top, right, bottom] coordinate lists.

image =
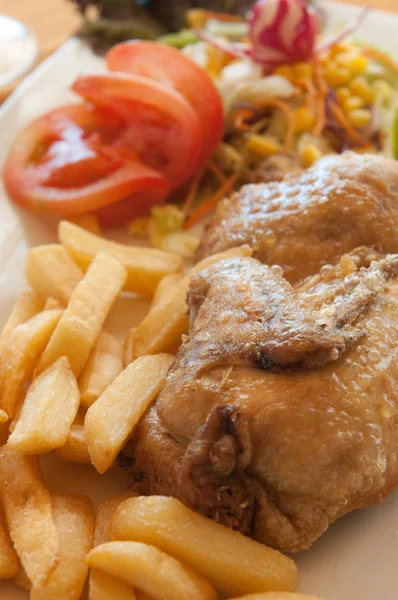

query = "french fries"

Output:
[[8, 357, 80, 454], [13, 565, 31, 590], [68, 214, 101, 236], [37, 252, 127, 378], [0, 290, 43, 355], [0, 410, 8, 426], [86, 541, 217, 600], [0, 308, 63, 417], [85, 354, 174, 473], [90, 571, 138, 600], [54, 411, 90, 464], [94, 494, 137, 548], [111, 496, 298, 597], [90, 493, 137, 600], [58, 221, 184, 297], [79, 331, 123, 408], [0, 447, 59, 588], [25, 244, 83, 305], [44, 297, 64, 310], [150, 273, 182, 311], [0, 504, 19, 579], [124, 327, 136, 367], [133, 245, 253, 356], [30, 493, 94, 600], [230, 595, 325, 600]]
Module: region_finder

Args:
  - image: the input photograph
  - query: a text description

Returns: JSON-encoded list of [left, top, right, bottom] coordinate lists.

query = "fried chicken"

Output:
[[197, 152, 398, 283], [124, 249, 398, 552]]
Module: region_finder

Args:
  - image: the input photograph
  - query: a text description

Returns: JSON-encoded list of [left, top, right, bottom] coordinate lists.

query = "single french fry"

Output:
[[94, 494, 137, 548], [58, 221, 183, 297], [89, 493, 137, 600], [133, 245, 253, 356], [90, 571, 137, 600], [111, 496, 298, 597], [0, 447, 59, 588], [0, 308, 63, 417], [150, 273, 182, 311], [37, 253, 127, 378], [0, 410, 8, 425], [79, 331, 123, 408], [87, 541, 217, 600], [68, 214, 101, 236], [0, 503, 19, 579], [124, 327, 136, 367], [31, 493, 94, 600], [54, 411, 90, 464], [0, 291, 43, 355], [230, 595, 325, 600], [13, 564, 31, 590], [8, 357, 80, 454], [85, 354, 173, 474], [44, 297, 64, 310], [25, 244, 83, 305]]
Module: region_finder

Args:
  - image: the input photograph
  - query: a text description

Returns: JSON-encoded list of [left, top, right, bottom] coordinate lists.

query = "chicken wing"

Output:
[[197, 152, 398, 283], [123, 249, 398, 552]]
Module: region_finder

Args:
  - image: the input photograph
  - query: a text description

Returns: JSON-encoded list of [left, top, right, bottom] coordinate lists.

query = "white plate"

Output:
[[0, 2, 397, 598]]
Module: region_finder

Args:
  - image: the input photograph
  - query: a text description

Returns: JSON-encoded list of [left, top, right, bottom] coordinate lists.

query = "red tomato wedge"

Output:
[[106, 41, 224, 167], [3, 104, 170, 222], [72, 73, 203, 189]]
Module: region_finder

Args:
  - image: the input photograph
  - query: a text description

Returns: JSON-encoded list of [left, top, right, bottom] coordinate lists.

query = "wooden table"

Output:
[[0, 0, 397, 101]]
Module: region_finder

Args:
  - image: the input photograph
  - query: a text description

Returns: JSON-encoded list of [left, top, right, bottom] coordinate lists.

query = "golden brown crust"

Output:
[[197, 152, 398, 283]]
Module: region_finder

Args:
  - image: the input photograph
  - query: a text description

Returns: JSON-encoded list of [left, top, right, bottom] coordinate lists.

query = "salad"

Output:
[[3, 0, 398, 258]]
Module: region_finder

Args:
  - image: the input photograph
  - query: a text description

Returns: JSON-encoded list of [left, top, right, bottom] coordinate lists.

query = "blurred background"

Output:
[[0, 0, 396, 103]]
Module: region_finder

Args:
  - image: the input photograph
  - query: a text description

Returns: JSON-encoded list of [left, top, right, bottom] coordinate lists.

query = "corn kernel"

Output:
[[273, 64, 294, 82], [247, 134, 281, 157], [324, 64, 351, 87], [329, 42, 352, 57], [300, 144, 322, 168], [293, 62, 313, 80], [348, 54, 368, 76], [336, 51, 356, 68], [347, 108, 372, 128], [127, 217, 149, 238], [294, 106, 316, 133], [206, 46, 227, 78], [343, 95, 365, 112], [335, 87, 351, 105], [349, 77, 373, 104], [372, 80, 394, 105]]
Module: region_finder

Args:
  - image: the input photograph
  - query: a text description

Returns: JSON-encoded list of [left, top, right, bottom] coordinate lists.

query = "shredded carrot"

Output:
[[197, 10, 246, 23], [330, 103, 369, 146], [254, 99, 295, 153], [249, 117, 269, 133], [208, 160, 227, 183], [295, 77, 317, 109], [186, 9, 245, 28], [312, 56, 328, 137], [231, 108, 256, 131], [362, 47, 398, 76], [184, 174, 238, 229], [182, 170, 204, 217]]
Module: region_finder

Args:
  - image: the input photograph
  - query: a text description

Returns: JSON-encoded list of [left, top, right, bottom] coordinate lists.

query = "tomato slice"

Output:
[[3, 104, 170, 219], [72, 73, 203, 189], [106, 41, 224, 166]]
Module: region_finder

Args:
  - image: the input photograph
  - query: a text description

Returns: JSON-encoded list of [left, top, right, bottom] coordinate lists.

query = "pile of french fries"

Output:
[[0, 217, 324, 599]]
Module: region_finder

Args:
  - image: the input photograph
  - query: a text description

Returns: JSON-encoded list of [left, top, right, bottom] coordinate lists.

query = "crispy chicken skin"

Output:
[[125, 249, 398, 552], [197, 153, 398, 283]]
